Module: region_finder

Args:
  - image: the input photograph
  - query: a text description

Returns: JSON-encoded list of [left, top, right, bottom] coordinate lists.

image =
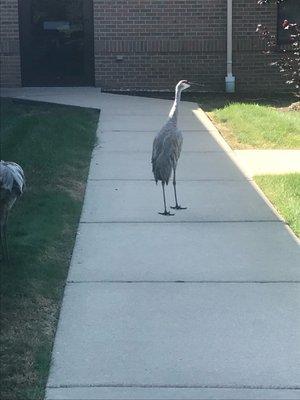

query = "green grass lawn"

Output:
[[197, 94, 300, 149], [255, 173, 300, 237], [0, 98, 99, 400]]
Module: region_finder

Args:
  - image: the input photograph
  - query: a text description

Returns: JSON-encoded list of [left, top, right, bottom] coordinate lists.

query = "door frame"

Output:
[[18, 0, 95, 86]]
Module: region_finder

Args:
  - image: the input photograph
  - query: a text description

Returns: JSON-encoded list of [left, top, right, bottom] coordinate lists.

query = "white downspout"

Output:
[[225, 0, 236, 92]]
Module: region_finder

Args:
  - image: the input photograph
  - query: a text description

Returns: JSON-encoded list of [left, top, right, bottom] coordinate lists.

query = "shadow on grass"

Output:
[[102, 90, 298, 111]]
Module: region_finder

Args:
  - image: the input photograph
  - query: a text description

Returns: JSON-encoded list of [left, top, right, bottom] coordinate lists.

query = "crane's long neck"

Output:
[[168, 87, 182, 126]]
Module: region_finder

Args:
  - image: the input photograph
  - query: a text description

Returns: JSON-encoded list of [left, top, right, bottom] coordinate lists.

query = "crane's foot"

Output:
[[171, 205, 187, 210], [158, 211, 175, 216]]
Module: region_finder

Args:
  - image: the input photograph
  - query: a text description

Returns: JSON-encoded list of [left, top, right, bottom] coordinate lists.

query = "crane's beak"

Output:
[[188, 81, 203, 87]]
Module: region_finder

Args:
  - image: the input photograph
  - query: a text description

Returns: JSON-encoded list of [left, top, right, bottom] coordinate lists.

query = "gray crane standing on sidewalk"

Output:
[[0, 160, 25, 262], [152, 80, 195, 215]]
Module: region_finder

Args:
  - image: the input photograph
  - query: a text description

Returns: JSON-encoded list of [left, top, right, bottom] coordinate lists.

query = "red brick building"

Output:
[[0, 0, 298, 92]]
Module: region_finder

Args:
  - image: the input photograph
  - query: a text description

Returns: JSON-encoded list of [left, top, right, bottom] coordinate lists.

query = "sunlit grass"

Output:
[[210, 103, 300, 149], [254, 173, 300, 237]]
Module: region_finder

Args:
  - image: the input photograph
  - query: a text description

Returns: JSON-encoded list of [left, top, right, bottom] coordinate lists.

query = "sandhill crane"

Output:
[[152, 80, 196, 215], [0, 161, 25, 262]]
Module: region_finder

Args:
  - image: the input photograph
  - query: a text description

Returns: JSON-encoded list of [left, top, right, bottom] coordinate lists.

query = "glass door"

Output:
[[19, 0, 94, 86]]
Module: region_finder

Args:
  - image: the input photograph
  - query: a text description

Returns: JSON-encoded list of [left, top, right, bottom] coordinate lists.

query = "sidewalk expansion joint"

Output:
[[66, 280, 300, 284], [79, 219, 283, 224], [93, 150, 228, 154], [102, 130, 218, 133], [47, 383, 300, 390], [88, 178, 252, 182]]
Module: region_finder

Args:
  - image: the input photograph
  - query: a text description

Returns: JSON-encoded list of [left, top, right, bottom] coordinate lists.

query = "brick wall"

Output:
[[0, 0, 288, 92], [233, 0, 286, 92], [0, 0, 21, 87], [94, 0, 287, 93], [94, 0, 227, 91]]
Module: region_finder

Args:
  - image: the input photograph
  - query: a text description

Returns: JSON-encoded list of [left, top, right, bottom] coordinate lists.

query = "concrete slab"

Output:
[[47, 283, 300, 389], [89, 151, 246, 181], [68, 222, 300, 282], [234, 150, 300, 177], [46, 387, 300, 400], [100, 114, 208, 131], [80, 180, 279, 222], [1, 87, 104, 109], [98, 98, 198, 116], [97, 131, 226, 152]]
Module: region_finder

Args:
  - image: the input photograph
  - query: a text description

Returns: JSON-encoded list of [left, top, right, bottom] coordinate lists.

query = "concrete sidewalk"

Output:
[[234, 150, 300, 177], [2, 88, 300, 400]]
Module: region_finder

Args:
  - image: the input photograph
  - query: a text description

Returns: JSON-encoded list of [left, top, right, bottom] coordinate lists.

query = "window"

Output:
[[277, 0, 300, 44]]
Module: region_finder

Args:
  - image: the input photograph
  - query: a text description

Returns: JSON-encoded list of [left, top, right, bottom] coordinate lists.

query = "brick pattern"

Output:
[[0, 0, 21, 87], [235, 52, 286, 93], [95, 52, 226, 91], [95, 38, 227, 54], [94, 0, 227, 39], [93, 0, 227, 90], [233, 0, 286, 92], [94, 0, 286, 92]]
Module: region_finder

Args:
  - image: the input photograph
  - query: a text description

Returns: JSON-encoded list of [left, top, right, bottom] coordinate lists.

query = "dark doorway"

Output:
[[19, 0, 94, 86]]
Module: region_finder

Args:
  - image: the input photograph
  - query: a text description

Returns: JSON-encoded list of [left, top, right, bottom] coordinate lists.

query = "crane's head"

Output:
[[177, 80, 191, 91]]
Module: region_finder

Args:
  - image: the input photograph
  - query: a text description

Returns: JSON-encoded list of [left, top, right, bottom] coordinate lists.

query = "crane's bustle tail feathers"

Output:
[[0, 161, 25, 194]]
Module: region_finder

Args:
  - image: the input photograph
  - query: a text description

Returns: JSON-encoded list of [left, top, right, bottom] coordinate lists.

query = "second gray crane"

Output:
[[152, 80, 195, 215], [0, 160, 25, 263]]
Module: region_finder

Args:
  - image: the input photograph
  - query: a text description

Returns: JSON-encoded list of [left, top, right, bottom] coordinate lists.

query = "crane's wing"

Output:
[[159, 129, 183, 166], [152, 128, 182, 165], [0, 161, 25, 194], [152, 134, 165, 166], [151, 127, 183, 185]]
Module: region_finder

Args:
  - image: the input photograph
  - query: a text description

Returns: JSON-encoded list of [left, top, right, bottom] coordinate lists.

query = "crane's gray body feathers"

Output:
[[0, 160, 25, 262], [0, 161, 25, 196], [152, 122, 182, 185], [0, 161, 25, 210]]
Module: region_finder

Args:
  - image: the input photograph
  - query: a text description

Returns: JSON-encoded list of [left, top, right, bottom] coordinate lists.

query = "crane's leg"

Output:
[[0, 211, 5, 262], [3, 222, 9, 264], [171, 168, 187, 210], [158, 182, 174, 216], [0, 223, 4, 262], [0, 210, 9, 264]]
